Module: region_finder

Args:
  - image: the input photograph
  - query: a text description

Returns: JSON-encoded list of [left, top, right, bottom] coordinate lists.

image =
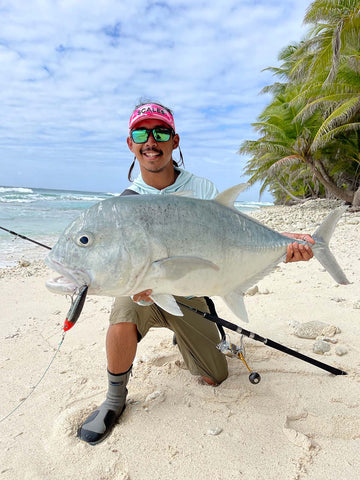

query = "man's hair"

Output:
[[128, 100, 184, 181]]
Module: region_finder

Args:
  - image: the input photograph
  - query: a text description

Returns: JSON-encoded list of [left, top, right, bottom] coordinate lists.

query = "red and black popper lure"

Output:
[[63, 285, 88, 331]]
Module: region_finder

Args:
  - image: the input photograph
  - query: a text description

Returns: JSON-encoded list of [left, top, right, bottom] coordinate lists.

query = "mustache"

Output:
[[141, 147, 162, 154]]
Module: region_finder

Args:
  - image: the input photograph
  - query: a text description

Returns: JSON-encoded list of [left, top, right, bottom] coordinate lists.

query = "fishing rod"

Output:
[[177, 301, 348, 377], [0, 226, 52, 250]]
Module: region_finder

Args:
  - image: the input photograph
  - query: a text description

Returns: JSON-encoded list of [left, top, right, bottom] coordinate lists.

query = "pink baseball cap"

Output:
[[129, 103, 175, 131]]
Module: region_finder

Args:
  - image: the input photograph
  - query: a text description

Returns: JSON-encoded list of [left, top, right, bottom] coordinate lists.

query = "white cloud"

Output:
[[0, 0, 311, 200]]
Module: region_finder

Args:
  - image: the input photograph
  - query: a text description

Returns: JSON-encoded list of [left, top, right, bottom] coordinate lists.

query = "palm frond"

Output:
[[312, 97, 360, 148], [311, 121, 360, 151], [267, 156, 304, 174], [294, 93, 357, 122]]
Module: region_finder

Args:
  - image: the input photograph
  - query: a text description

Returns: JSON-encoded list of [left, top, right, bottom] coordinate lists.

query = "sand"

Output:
[[1, 201, 359, 480]]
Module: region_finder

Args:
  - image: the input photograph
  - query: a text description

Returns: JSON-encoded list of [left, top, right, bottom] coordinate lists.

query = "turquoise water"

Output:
[[0, 186, 272, 267], [0, 186, 113, 266], [0, 186, 113, 236]]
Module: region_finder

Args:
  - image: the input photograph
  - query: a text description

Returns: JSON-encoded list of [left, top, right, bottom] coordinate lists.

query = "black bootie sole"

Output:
[[77, 404, 126, 446]]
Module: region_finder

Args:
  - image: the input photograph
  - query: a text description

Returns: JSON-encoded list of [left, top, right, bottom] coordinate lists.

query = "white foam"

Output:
[[0, 187, 33, 193]]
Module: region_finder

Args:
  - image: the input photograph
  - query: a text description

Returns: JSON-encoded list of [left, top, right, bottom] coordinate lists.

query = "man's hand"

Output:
[[132, 289, 153, 305], [282, 233, 315, 263]]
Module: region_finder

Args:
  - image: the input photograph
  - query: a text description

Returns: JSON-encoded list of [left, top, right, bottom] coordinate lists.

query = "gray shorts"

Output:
[[109, 296, 228, 384]]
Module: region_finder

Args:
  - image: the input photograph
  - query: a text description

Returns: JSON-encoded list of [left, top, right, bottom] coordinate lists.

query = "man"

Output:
[[77, 102, 314, 445]]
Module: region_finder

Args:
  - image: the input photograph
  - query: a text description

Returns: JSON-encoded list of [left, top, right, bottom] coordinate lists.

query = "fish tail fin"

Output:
[[312, 206, 350, 285]]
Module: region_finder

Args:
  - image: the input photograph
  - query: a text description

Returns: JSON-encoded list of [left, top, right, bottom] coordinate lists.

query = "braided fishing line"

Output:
[[0, 227, 58, 423], [0, 332, 66, 423], [0, 229, 89, 423]]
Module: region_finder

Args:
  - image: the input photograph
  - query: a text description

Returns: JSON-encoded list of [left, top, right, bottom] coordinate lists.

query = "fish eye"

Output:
[[75, 233, 94, 247]]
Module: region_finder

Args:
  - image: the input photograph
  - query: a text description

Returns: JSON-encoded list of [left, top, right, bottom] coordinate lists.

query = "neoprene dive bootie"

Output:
[[77, 366, 132, 445]]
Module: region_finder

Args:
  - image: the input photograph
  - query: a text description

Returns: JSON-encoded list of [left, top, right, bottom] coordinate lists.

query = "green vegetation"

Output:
[[239, 0, 360, 207]]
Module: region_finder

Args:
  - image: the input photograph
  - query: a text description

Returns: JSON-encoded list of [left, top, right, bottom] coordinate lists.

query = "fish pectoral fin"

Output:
[[151, 256, 219, 280], [221, 290, 249, 323], [149, 294, 183, 316]]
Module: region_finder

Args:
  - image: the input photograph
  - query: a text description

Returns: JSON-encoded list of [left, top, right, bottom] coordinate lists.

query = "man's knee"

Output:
[[215, 365, 228, 385], [107, 322, 138, 341]]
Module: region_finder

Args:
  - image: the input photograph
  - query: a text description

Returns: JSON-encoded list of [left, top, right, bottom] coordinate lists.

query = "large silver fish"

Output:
[[45, 185, 349, 322]]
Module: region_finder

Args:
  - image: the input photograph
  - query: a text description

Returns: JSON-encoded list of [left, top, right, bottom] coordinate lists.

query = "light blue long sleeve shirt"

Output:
[[126, 167, 218, 200]]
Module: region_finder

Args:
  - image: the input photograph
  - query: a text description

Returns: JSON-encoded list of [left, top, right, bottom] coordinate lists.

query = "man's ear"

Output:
[[127, 136, 134, 152], [173, 133, 180, 150]]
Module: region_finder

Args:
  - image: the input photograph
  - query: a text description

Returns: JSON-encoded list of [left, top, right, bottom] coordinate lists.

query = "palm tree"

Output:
[[239, 84, 356, 204], [240, 0, 360, 207], [295, 0, 360, 205]]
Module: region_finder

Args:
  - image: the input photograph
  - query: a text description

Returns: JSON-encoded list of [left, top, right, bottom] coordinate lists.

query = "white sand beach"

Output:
[[1, 201, 359, 480]]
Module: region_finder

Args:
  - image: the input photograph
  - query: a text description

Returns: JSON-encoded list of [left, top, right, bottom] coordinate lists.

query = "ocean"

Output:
[[0, 186, 272, 268]]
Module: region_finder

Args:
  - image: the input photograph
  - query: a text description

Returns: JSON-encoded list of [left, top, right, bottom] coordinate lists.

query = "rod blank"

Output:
[[177, 301, 347, 376], [0, 226, 52, 250]]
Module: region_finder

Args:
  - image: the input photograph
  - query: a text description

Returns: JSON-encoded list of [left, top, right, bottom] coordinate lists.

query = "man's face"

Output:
[[127, 119, 179, 174]]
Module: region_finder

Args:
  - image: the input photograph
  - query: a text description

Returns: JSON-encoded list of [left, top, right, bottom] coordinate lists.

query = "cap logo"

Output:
[[129, 103, 175, 131], [136, 106, 166, 116]]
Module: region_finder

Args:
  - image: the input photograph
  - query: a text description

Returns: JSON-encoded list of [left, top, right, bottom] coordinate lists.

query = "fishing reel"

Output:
[[217, 337, 261, 384]]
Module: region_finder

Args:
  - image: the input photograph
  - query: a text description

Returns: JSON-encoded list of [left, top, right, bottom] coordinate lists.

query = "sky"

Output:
[[0, 0, 312, 201]]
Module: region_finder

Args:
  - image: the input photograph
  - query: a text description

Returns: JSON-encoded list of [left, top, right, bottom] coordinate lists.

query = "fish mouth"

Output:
[[46, 275, 79, 295], [45, 257, 91, 295]]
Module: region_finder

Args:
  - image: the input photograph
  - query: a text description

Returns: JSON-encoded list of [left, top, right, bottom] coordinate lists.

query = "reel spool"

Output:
[[217, 338, 261, 384]]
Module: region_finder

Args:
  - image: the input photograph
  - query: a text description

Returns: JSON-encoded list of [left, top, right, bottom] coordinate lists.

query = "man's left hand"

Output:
[[132, 289, 154, 305], [282, 233, 315, 263]]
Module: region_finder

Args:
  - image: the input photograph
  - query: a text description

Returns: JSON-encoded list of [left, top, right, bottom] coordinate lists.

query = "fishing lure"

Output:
[[63, 285, 88, 331]]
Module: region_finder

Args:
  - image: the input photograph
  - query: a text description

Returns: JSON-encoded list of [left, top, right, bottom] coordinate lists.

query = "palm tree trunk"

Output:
[[353, 186, 360, 208], [306, 157, 354, 204], [273, 175, 307, 203]]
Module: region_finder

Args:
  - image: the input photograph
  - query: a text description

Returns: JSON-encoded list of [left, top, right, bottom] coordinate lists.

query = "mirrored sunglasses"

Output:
[[131, 127, 174, 144]]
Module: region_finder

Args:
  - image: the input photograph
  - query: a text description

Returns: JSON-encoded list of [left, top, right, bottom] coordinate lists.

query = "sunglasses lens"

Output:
[[153, 128, 172, 142], [131, 129, 148, 143], [131, 127, 173, 143]]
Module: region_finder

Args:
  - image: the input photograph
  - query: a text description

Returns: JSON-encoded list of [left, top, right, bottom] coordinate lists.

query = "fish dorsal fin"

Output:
[[214, 184, 248, 208], [169, 190, 194, 197]]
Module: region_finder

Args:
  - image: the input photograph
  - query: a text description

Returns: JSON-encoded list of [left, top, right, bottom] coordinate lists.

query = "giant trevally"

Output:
[[45, 185, 349, 322]]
